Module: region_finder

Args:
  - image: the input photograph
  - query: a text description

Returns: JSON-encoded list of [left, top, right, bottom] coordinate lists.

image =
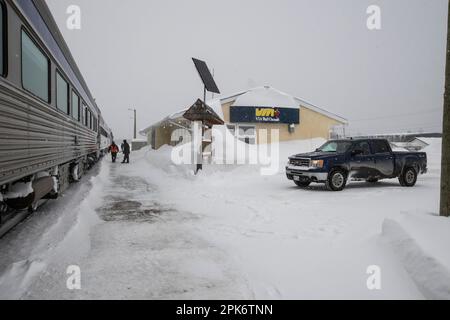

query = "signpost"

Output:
[[190, 58, 222, 173], [183, 99, 224, 173], [129, 108, 137, 140]]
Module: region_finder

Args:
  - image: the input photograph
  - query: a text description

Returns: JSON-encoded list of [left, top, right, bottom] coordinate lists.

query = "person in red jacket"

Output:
[[109, 142, 119, 163]]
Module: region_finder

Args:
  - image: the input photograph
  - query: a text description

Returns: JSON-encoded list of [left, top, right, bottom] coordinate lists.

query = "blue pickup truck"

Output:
[[286, 139, 428, 191]]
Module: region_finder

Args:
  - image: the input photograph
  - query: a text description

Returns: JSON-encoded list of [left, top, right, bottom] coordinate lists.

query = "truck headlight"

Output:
[[310, 160, 324, 168]]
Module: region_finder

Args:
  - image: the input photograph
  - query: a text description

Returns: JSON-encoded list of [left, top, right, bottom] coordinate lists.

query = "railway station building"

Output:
[[140, 86, 348, 149]]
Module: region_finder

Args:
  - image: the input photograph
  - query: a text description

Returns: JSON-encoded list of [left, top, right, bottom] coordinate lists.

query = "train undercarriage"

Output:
[[0, 152, 105, 238]]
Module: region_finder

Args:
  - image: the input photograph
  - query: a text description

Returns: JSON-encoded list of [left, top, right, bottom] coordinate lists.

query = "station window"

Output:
[[21, 30, 50, 102], [0, 1, 5, 76], [71, 91, 80, 121], [56, 72, 69, 114], [227, 124, 257, 144], [238, 125, 256, 145]]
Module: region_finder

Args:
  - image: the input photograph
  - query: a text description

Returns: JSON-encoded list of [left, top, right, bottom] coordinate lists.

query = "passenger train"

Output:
[[0, 0, 113, 236]]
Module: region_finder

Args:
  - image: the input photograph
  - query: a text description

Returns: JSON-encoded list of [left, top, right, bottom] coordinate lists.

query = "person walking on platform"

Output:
[[121, 140, 131, 164], [109, 141, 119, 163]]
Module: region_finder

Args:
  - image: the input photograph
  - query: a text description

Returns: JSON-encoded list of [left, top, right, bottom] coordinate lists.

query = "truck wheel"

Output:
[[294, 180, 311, 188], [399, 167, 417, 187], [326, 169, 347, 191]]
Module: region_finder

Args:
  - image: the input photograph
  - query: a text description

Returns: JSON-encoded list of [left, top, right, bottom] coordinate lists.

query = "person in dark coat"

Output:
[[109, 141, 119, 163], [121, 140, 131, 164]]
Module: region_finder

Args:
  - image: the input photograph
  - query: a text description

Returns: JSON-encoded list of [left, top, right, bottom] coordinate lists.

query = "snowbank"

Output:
[[0, 163, 108, 300], [382, 214, 450, 300], [380, 139, 449, 300], [165, 125, 325, 175]]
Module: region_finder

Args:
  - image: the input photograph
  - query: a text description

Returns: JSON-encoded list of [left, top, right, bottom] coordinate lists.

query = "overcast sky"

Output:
[[46, 0, 447, 139]]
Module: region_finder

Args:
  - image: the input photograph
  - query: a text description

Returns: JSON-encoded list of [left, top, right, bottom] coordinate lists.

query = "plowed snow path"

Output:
[[19, 161, 250, 299]]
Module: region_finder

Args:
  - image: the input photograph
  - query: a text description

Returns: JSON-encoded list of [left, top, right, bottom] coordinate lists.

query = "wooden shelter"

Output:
[[183, 99, 224, 127]]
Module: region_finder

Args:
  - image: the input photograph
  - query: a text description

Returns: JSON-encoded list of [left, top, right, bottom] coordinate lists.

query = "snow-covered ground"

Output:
[[0, 137, 447, 299]]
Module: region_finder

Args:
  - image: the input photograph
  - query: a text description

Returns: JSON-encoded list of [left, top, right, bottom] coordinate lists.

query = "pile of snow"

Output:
[[380, 137, 449, 299], [155, 126, 326, 177], [143, 145, 196, 178], [382, 213, 450, 300]]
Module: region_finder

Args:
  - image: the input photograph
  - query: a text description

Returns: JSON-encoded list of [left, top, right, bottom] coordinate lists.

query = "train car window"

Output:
[[82, 102, 87, 125], [21, 30, 50, 102], [56, 72, 69, 114], [0, 0, 5, 76], [71, 91, 80, 121], [84, 107, 88, 127], [87, 109, 91, 129]]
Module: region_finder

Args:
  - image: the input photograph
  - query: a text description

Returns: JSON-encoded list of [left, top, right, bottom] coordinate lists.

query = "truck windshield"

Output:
[[317, 141, 352, 153]]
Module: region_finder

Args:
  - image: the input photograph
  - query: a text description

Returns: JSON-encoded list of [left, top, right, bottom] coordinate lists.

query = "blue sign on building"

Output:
[[230, 106, 300, 124]]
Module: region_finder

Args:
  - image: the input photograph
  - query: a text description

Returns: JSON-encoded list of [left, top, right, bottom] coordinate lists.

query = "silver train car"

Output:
[[0, 0, 112, 233]]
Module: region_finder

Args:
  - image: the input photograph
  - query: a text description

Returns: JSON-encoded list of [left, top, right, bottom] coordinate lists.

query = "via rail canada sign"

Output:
[[230, 106, 300, 124]]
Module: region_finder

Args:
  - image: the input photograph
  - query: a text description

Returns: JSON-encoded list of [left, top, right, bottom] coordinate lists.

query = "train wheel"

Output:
[[28, 202, 38, 213], [0, 202, 7, 224]]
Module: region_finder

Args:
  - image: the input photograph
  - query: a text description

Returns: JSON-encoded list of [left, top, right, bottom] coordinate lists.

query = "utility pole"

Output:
[[441, 0, 450, 217], [129, 108, 137, 140]]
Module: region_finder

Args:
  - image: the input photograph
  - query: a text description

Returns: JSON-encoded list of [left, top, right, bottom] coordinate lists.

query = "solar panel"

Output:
[[192, 58, 220, 94]]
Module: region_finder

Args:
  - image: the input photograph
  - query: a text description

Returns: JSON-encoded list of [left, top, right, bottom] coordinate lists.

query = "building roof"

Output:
[[220, 86, 348, 124], [231, 86, 299, 109], [139, 109, 188, 135], [140, 85, 348, 135]]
